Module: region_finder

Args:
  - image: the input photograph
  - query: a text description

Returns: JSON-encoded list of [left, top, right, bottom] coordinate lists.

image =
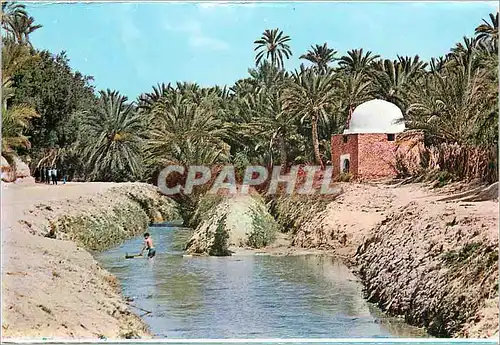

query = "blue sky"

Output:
[[25, 1, 498, 99]]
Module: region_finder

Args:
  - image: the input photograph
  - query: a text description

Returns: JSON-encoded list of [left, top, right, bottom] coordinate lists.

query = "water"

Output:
[[95, 226, 428, 339]]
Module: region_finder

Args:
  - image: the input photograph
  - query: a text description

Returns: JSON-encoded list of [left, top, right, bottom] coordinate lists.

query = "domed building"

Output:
[[331, 99, 405, 180]]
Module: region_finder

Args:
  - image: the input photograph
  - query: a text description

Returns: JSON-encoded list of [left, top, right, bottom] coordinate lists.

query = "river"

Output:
[[95, 225, 428, 339]]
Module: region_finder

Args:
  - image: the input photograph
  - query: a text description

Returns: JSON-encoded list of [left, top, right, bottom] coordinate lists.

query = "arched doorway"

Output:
[[342, 158, 350, 173]]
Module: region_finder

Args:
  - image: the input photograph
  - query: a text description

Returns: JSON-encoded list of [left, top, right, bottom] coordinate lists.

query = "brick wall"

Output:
[[357, 133, 398, 180], [331, 134, 359, 177]]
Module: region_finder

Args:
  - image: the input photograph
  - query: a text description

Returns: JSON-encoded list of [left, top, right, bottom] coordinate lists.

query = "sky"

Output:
[[24, 1, 498, 99]]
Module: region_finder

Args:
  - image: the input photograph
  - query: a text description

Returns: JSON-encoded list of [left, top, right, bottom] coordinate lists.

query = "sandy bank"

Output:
[[290, 181, 498, 337], [1, 182, 179, 339]]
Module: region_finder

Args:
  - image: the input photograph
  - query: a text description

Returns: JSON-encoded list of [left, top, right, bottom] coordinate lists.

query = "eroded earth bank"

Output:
[[290, 182, 498, 338], [1, 182, 179, 339]]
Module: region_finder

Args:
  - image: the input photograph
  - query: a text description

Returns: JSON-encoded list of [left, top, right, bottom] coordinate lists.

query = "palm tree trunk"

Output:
[[311, 115, 324, 169], [278, 134, 287, 173], [15, 31, 22, 44], [268, 138, 274, 167]]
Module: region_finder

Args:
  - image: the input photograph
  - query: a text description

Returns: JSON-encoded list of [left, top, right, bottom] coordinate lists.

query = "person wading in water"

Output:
[[139, 232, 156, 259]]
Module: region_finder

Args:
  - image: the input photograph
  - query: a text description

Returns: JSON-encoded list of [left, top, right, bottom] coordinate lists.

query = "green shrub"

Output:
[[268, 194, 331, 234], [336, 172, 352, 182], [188, 194, 224, 228], [209, 215, 231, 256], [246, 205, 278, 248], [442, 242, 482, 265]]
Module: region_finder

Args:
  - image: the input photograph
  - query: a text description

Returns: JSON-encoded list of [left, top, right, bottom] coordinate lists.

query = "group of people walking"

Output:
[[37, 166, 62, 185]]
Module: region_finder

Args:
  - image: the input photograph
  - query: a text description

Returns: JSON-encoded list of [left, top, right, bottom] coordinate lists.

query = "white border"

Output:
[[3, 339, 499, 343], [14, 0, 500, 4], [2, 1, 499, 344]]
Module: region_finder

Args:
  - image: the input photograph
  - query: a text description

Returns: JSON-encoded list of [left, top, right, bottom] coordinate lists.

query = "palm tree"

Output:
[[146, 94, 231, 168], [244, 61, 294, 169], [3, 14, 42, 46], [1, 75, 39, 154], [230, 78, 256, 98], [1, 37, 35, 96], [450, 36, 477, 59], [300, 43, 337, 75], [137, 82, 172, 111], [230, 77, 258, 99], [406, 52, 494, 146], [1, 1, 27, 33], [370, 59, 405, 105], [80, 89, 146, 181], [397, 55, 427, 76], [430, 56, 447, 73], [2, 103, 38, 152], [1, 36, 39, 155], [240, 84, 292, 171], [254, 28, 292, 69], [335, 71, 372, 131], [475, 12, 498, 45], [338, 48, 380, 74], [283, 67, 337, 168], [228, 64, 286, 167], [370, 56, 426, 110], [175, 81, 201, 97], [247, 60, 288, 94]]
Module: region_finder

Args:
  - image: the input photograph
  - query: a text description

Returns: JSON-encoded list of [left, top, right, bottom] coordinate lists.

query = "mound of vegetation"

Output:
[[185, 194, 280, 255]]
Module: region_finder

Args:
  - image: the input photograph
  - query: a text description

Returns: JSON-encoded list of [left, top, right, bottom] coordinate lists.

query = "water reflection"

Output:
[[95, 226, 427, 339]]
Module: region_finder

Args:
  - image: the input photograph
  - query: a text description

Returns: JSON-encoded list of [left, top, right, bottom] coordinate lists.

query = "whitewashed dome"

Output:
[[343, 99, 405, 134]]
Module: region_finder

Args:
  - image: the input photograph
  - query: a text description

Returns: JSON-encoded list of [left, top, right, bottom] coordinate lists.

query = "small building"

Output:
[[331, 99, 405, 180]]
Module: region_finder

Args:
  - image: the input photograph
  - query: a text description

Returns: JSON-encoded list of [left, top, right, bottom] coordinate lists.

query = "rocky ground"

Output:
[[1, 182, 179, 340]]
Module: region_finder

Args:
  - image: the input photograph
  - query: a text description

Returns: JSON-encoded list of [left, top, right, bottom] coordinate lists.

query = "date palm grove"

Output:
[[2, 3, 498, 186]]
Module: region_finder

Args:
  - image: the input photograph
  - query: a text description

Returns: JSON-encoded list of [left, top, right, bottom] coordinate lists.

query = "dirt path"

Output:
[[2, 182, 119, 234], [293, 182, 496, 256]]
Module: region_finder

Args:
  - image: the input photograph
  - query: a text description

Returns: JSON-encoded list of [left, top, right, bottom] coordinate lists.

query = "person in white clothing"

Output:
[[52, 168, 58, 185]]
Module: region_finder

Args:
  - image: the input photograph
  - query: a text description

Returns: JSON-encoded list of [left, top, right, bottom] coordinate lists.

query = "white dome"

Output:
[[343, 99, 405, 134]]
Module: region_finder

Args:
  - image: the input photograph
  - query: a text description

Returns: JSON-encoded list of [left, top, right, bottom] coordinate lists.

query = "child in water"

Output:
[[140, 232, 156, 259]]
